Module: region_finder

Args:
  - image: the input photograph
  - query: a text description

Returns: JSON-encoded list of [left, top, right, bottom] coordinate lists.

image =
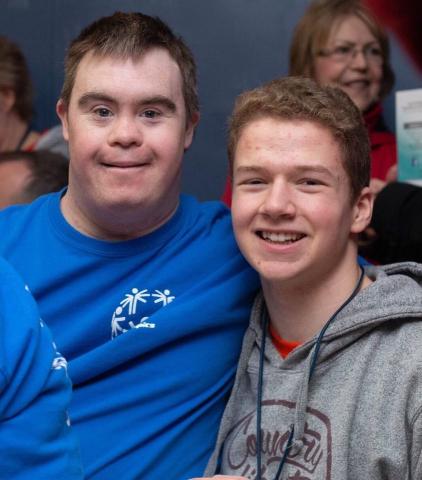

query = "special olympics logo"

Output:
[[111, 287, 175, 338]]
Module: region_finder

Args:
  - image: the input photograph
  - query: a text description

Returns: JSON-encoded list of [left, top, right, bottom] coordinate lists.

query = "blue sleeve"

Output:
[[0, 258, 83, 479], [358, 255, 372, 266]]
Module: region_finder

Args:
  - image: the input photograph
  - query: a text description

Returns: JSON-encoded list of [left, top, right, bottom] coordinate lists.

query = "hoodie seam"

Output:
[[410, 403, 422, 429], [322, 311, 422, 341]]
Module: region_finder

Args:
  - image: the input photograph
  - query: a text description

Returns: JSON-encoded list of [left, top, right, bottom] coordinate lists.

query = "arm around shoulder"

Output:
[[0, 258, 83, 479]]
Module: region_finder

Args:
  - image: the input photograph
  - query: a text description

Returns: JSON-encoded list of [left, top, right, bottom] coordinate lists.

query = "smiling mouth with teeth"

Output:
[[259, 231, 306, 244]]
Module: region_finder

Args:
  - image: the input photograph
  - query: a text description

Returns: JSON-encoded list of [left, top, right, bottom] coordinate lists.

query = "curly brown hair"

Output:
[[228, 76, 370, 202]]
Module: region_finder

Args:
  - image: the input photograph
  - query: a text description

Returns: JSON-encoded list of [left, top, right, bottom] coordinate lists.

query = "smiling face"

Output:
[[232, 117, 371, 290], [57, 48, 197, 240], [313, 15, 383, 112]]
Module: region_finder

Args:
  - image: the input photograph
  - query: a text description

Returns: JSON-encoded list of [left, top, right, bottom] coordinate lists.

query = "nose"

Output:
[[108, 115, 142, 148], [259, 181, 296, 219], [349, 48, 369, 70]]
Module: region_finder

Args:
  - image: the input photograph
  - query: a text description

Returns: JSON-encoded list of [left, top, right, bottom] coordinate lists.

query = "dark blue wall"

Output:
[[2, 0, 421, 200]]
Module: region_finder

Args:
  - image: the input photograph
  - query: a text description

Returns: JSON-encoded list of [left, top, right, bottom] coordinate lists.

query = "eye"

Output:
[[142, 110, 161, 119], [333, 45, 352, 56], [235, 177, 265, 187], [367, 46, 382, 58], [245, 178, 266, 186], [299, 178, 324, 187], [93, 107, 112, 118]]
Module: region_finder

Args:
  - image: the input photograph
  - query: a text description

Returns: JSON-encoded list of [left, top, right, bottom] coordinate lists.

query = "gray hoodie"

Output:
[[205, 263, 422, 480]]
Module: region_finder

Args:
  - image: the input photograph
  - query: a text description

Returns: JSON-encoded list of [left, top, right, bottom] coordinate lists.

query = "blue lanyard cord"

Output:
[[308, 266, 365, 380], [256, 266, 365, 480], [256, 308, 268, 480], [273, 424, 294, 480]]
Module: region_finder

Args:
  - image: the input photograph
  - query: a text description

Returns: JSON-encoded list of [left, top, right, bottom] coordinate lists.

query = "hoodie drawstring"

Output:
[[256, 266, 365, 480]]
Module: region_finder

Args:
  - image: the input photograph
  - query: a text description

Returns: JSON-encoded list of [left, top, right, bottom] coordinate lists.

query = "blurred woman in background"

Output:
[[0, 35, 41, 152], [290, 0, 396, 190]]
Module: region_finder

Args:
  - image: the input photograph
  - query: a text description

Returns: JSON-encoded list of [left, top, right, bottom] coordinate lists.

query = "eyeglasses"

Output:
[[318, 43, 383, 65]]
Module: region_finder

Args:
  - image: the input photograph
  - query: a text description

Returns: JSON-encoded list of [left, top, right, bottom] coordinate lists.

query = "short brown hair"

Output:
[[0, 36, 33, 122], [289, 0, 394, 100], [60, 11, 199, 122], [228, 76, 370, 202]]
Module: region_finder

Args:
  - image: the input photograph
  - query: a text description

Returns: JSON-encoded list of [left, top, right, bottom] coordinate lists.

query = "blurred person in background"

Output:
[[290, 0, 396, 192], [0, 35, 40, 151], [0, 35, 68, 156], [0, 149, 68, 209], [357, 0, 422, 264]]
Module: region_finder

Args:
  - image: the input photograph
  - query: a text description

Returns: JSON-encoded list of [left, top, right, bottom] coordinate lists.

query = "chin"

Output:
[[102, 194, 146, 211], [351, 95, 375, 113], [254, 261, 302, 285]]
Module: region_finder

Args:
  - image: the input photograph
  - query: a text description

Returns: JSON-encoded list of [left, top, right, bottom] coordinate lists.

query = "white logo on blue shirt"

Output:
[[111, 288, 175, 338]]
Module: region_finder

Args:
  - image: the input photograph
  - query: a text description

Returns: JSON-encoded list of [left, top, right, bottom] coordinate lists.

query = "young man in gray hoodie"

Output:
[[200, 77, 422, 480]]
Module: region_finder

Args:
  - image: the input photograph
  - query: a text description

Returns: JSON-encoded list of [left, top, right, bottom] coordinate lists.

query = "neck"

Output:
[[262, 259, 371, 343], [61, 190, 179, 241]]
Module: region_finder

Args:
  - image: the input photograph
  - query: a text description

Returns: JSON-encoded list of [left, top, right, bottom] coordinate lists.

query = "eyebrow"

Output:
[[235, 165, 266, 175], [235, 164, 336, 178], [78, 92, 177, 112], [78, 92, 115, 108], [293, 164, 335, 177], [332, 39, 381, 46]]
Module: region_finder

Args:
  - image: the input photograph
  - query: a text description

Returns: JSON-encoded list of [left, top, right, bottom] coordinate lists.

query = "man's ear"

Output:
[[184, 111, 200, 151], [350, 186, 374, 234], [56, 99, 69, 141], [0, 88, 16, 113]]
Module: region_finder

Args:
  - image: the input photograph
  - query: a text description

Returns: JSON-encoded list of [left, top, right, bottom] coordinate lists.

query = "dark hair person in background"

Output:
[[350, 0, 422, 265], [222, 0, 396, 205], [0, 35, 40, 151], [0, 150, 68, 209], [0, 36, 68, 156]]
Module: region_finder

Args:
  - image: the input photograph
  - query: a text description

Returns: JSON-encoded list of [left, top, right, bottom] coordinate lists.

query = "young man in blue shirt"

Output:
[[0, 12, 258, 480]]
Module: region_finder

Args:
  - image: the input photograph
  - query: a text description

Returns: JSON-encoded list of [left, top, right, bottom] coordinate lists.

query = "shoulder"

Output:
[[0, 191, 54, 223], [179, 195, 235, 242], [0, 193, 57, 251], [182, 195, 231, 223], [0, 257, 45, 345]]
